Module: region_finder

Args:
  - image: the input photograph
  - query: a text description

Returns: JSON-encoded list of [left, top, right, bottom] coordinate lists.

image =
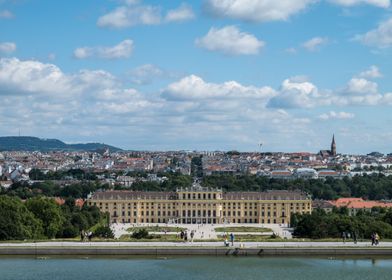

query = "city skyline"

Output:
[[1, 0, 392, 153]]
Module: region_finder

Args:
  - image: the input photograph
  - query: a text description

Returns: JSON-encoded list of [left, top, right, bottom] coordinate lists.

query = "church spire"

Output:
[[331, 134, 336, 156]]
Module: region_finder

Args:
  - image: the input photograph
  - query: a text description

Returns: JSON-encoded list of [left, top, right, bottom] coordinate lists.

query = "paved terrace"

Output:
[[112, 223, 292, 240], [0, 242, 391, 248]]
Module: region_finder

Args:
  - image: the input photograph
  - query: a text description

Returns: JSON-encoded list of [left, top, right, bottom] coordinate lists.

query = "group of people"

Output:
[[179, 230, 195, 242], [80, 230, 93, 242], [223, 232, 235, 247], [341, 231, 381, 245], [371, 232, 380, 246]]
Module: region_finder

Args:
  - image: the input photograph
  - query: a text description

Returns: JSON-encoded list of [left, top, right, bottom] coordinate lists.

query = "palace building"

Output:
[[87, 182, 312, 225]]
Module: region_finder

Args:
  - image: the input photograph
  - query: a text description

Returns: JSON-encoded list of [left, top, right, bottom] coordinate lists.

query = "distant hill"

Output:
[[0, 136, 122, 152]]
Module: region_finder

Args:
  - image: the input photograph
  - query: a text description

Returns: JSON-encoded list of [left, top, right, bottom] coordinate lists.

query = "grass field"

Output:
[[214, 227, 273, 233]]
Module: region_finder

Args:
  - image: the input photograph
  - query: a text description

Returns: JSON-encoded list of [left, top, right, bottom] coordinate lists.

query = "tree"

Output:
[[191, 156, 203, 178], [0, 196, 43, 240], [26, 197, 65, 238]]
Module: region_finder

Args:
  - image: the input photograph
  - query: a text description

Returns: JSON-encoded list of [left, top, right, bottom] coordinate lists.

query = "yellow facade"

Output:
[[88, 185, 312, 225]]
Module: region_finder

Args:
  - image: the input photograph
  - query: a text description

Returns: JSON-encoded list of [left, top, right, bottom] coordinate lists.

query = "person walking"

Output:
[[375, 233, 380, 245], [190, 230, 194, 243], [180, 230, 184, 240], [88, 231, 93, 242], [371, 232, 376, 246], [230, 232, 235, 246]]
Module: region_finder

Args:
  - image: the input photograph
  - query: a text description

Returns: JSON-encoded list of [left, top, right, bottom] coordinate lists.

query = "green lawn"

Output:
[[126, 226, 186, 233], [215, 227, 273, 233]]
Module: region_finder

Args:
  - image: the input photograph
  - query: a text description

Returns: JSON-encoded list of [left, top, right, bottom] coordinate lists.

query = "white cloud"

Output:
[[0, 57, 75, 95], [163, 74, 276, 101], [358, 65, 382, 79], [355, 18, 392, 48], [129, 64, 165, 85], [0, 57, 118, 96], [204, 0, 317, 22], [318, 111, 355, 120], [97, 5, 161, 28], [97, 2, 194, 28], [2, 57, 392, 151], [329, 0, 390, 8], [302, 37, 328, 51], [382, 92, 392, 104], [345, 78, 378, 95], [165, 3, 195, 22], [267, 78, 319, 108], [0, 9, 14, 19], [73, 39, 134, 59], [330, 78, 382, 106], [0, 42, 16, 54], [195, 26, 265, 55]]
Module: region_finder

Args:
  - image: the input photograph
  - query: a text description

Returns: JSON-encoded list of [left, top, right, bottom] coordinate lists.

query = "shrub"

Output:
[[94, 225, 114, 239], [132, 228, 149, 239]]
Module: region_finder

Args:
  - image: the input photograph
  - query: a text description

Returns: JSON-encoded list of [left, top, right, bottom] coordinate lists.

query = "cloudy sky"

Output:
[[1, 0, 392, 154]]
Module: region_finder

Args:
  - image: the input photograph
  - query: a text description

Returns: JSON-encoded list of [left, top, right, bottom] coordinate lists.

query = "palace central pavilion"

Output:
[[87, 182, 312, 225]]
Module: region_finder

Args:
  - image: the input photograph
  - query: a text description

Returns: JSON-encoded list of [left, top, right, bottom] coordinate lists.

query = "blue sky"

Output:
[[1, 0, 392, 154]]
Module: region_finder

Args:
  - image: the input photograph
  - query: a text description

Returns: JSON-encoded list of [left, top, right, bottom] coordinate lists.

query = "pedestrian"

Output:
[[184, 231, 188, 242], [375, 233, 380, 245], [371, 232, 375, 246], [180, 230, 184, 240], [230, 232, 235, 246], [88, 231, 93, 242], [80, 230, 85, 242], [190, 230, 194, 242]]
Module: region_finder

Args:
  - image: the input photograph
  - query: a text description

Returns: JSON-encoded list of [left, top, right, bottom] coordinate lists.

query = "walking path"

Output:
[[0, 241, 391, 248]]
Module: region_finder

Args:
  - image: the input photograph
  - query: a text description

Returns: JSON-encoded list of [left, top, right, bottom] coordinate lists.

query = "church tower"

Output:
[[331, 134, 336, 156]]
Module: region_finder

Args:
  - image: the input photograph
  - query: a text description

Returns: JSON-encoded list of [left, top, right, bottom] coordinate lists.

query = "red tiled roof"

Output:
[[54, 197, 65, 205], [329, 197, 392, 209], [75, 198, 85, 208]]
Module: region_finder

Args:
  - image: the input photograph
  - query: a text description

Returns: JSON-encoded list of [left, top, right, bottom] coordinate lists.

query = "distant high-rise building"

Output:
[[331, 134, 336, 156]]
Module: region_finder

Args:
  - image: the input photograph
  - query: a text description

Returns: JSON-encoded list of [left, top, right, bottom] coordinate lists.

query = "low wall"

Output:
[[1, 247, 392, 256]]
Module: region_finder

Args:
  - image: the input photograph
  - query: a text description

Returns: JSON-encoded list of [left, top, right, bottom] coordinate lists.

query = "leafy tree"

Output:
[[0, 196, 43, 240], [293, 208, 392, 239], [191, 156, 203, 178], [26, 197, 65, 238]]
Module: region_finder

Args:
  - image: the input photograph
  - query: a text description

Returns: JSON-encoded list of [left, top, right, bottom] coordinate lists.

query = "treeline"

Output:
[[1, 181, 110, 200], [201, 174, 392, 200], [9, 171, 392, 200], [29, 168, 98, 180], [292, 208, 392, 239], [114, 172, 192, 192], [0, 195, 107, 241]]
